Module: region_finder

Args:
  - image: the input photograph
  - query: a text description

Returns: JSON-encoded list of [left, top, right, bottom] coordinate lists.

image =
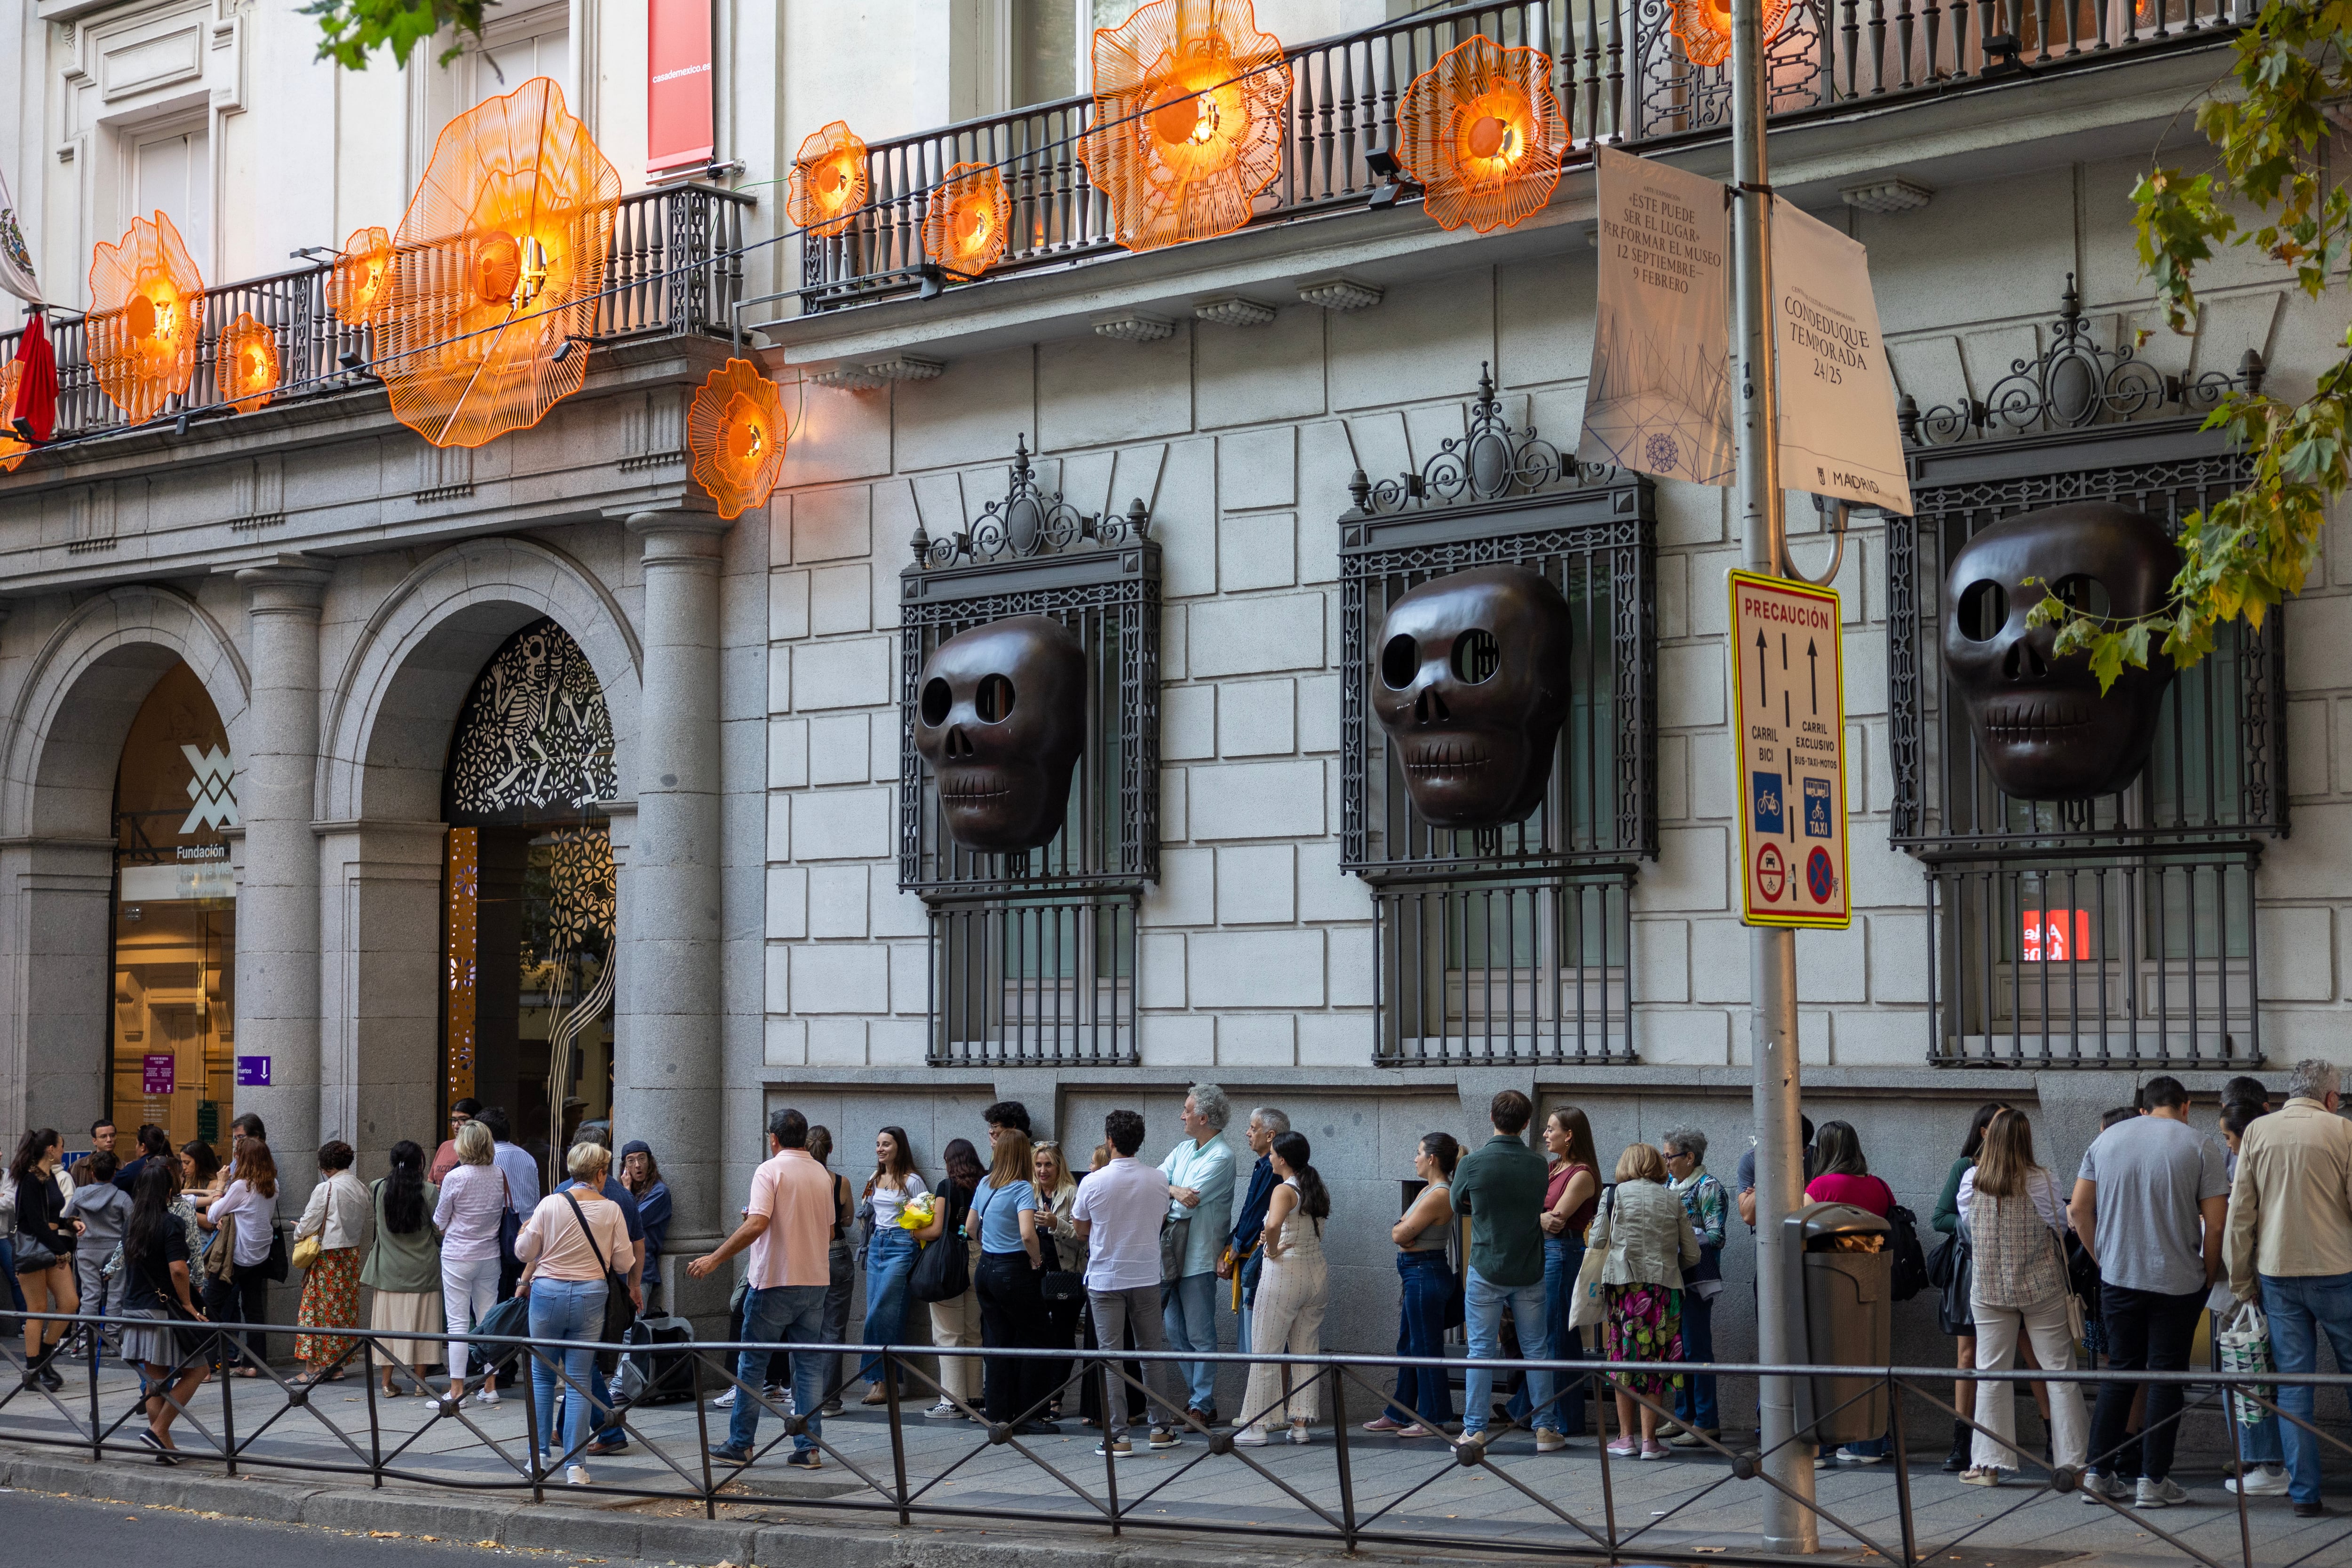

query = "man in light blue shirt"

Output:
[[1157, 1083, 1235, 1423], [482, 1106, 542, 1299]]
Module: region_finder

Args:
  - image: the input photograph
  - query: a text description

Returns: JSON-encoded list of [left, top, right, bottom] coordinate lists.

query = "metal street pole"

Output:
[[1729, 0, 1817, 1551]]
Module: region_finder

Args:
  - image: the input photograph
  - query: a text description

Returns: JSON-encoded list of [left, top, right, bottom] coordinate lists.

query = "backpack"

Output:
[[1884, 1202, 1931, 1301]]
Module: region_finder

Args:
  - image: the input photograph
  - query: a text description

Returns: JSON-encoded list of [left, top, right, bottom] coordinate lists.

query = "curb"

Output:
[[0, 1443, 1377, 1568]]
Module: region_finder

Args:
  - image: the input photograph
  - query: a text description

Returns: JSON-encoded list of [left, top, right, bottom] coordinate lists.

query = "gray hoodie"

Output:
[[63, 1180, 132, 1250]]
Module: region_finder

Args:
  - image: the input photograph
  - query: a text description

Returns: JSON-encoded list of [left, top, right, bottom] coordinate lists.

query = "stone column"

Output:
[[230, 556, 331, 1200], [619, 513, 729, 1315]]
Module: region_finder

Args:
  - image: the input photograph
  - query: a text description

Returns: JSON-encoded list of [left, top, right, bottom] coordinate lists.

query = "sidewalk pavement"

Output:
[[0, 1356, 2342, 1568]]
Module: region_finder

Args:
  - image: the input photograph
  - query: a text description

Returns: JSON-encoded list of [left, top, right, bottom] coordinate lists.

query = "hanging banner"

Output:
[[0, 165, 41, 308], [647, 0, 716, 175], [1771, 202, 1912, 515], [1577, 144, 1734, 486]]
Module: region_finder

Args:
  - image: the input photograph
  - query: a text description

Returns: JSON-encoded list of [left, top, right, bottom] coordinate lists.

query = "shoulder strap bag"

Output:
[[561, 1193, 637, 1350], [1568, 1188, 1614, 1332], [909, 1187, 972, 1303]]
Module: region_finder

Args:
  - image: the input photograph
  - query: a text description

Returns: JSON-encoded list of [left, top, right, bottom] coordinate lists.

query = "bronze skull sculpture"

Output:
[[914, 615, 1087, 852], [1941, 501, 2180, 801], [1372, 564, 1574, 828]]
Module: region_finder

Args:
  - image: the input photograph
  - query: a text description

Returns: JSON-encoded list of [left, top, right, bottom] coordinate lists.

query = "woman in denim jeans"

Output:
[[1508, 1107, 1603, 1436], [856, 1127, 927, 1403], [1367, 1133, 1461, 1437], [513, 1142, 637, 1488]]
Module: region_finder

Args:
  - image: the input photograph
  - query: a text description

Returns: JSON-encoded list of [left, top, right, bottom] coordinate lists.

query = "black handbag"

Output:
[[910, 1187, 972, 1303], [1934, 1231, 1975, 1336], [1037, 1231, 1081, 1301], [262, 1224, 289, 1284], [562, 1194, 636, 1349]]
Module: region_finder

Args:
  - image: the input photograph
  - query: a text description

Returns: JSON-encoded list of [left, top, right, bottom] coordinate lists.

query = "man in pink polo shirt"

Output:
[[689, 1108, 838, 1469]]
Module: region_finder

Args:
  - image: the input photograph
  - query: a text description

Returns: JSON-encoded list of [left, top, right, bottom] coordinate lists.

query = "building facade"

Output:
[[0, 0, 2338, 1372]]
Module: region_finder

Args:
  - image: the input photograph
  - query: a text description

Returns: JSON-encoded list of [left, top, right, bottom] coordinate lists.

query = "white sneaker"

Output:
[[566, 1464, 590, 1487], [1287, 1422, 1311, 1445], [2226, 1466, 2289, 1497], [2136, 1477, 2191, 1509], [473, 1386, 500, 1408], [713, 1386, 737, 1409], [2079, 1471, 2125, 1505], [925, 1399, 960, 1419]]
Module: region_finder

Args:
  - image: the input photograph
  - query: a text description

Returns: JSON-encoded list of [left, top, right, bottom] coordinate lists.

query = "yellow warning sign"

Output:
[[1728, 570, 1850, 929]]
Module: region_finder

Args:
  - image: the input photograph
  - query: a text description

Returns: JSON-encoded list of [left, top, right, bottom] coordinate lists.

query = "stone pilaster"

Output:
[[619, 512, 729, 1315], [229, 555, 330, 1199]]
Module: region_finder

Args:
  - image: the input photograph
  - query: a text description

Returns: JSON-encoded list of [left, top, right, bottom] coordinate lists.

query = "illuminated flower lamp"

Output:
[[1080, 0, 1291, 253], [0, 362, 24, 472], [921, 161, 1011, 280], [375, 76, 620, 449], [326, 225, 394, 326], [1397, 35, 1566, 234], [788, 121, 869, 239], [215, 312, 281, 414], [1669, 0, 1785, 69], [686, 357, 788, 520], [87, 211, 207, 425]]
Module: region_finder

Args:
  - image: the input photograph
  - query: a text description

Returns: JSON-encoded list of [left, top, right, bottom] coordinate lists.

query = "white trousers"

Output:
[[442, 1255, 502, 1382], [930, 1272, 984, 1403], [1241, 1251, 1328, 1433], [1971, 1292, 2087, 1472]]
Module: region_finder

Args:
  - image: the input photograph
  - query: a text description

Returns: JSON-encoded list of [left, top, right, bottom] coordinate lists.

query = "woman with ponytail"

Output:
[[1234, 1130, 1330, 1446]]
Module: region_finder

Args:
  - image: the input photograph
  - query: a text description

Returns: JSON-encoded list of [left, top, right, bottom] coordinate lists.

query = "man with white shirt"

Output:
[[2225, 1058, 2352, 1519], [1075, 1109, 1180, 1457]]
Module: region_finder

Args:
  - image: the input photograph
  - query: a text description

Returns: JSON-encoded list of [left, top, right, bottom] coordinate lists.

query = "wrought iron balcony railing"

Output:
[[0, 182, 751, 450], [798, 0, 2250, 312]]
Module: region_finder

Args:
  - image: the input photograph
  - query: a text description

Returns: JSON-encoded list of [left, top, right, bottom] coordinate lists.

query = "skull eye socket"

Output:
[[974, 674, 1017, 723], [1380, 634, 1419, 690], [1957, 580, 2009, 642], [920, 677, 952, 726], [1450, 628, 1501, 685], [2047, 574, 2111, 618]]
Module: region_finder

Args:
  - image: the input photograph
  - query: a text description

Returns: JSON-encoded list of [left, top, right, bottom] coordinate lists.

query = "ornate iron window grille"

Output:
[[1339, 368, 1655, 1066], [899, 440, 1159, 1065], [1883, 282, 2276, 1069]]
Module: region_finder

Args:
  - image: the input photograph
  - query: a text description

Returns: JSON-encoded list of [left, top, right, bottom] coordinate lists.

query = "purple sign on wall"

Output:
[[142, 1054, 175, 1096], [235, 1055, 271, 1088]]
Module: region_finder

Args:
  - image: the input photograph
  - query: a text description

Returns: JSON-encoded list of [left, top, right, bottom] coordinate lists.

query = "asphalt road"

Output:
[[0, 1489, 681, 1568]]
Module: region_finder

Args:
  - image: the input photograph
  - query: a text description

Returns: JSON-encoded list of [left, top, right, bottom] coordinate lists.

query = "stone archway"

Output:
[[313, 537, 642, 1168], [0, 586, 251, 1134]]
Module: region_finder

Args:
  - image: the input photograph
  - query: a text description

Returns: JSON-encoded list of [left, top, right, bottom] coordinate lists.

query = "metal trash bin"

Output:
[[1780, 1201, 1892, 1446]]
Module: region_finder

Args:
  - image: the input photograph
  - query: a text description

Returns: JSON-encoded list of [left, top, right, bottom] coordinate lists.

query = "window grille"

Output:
[[1339, 368, 1655, 1065], [1885, 280, 2276, 1067], [898, 439, 1157, 1065]]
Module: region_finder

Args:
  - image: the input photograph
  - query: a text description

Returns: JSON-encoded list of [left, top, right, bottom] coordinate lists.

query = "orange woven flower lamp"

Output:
[[1397, 36, 1566, 234], [922, 161, 1011, 280], [327, 225, 394, 326], [1080, 0, 1291, 253], [686, 357, 787, 520], [88, 211, 206, 425], [788, 122, 869, 239], [1670, 0, 1784, 68], [0, 362, 24, 473], [215, 312, 281, 414], [375, 77, 620, 449]]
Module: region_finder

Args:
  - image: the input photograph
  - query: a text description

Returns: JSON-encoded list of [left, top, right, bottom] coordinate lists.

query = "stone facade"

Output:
[[0, 4, 2342, 1392]]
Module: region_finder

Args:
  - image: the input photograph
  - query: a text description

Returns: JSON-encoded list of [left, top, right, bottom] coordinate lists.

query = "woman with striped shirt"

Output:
[[434, 1121, 509, 1405]]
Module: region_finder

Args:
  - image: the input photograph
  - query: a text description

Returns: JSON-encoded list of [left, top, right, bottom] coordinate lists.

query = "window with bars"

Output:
[[898, 439, 1157, 1065], [1339, 368, 1656, 1066], [1886, 281, 2277, 1068]]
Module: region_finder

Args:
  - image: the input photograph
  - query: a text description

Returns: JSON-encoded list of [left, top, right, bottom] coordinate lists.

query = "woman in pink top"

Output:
[[514, 1142, 636, 1487], [1803, 1120, 1895, 1464]]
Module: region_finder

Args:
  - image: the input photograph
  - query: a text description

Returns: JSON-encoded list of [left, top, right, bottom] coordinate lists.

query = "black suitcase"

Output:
[[618, 1314, 699, 1406]]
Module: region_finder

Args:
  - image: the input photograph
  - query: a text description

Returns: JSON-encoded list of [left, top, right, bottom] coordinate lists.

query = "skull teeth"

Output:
[[1981, 700, 2090, 741], [1402, 741, 1491, 775]]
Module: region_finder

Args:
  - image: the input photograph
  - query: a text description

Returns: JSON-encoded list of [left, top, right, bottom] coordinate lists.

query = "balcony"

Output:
[[791, 0, 2249, 317], [0, 183, 752, 451]]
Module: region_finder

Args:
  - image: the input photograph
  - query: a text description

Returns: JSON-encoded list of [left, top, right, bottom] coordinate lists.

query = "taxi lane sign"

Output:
[[1729, 570, 1849, 928]]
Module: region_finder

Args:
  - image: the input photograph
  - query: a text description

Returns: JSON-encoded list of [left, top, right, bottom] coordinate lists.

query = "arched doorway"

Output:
[[109, 660, 238, 1147], [441, 618, 619, 1188]]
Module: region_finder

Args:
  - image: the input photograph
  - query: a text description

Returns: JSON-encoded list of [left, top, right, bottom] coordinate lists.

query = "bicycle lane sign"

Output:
[[1728, 570, 1849, 929]]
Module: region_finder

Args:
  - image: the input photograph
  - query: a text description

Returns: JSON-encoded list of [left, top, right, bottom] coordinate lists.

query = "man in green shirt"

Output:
[[1452, 1089, 1564, 1451]]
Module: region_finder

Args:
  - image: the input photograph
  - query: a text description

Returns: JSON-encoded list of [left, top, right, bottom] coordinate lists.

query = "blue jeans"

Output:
[[2261, 1270, 2352, 1506], [858, 1228, 916, 1386], [1674, 1286, 1720, 1432], [731, 1283, 828, 1455], [528, 1279, 607, 1465], [1465, 1264, 1556, 1436], [1387, 1250, 1454, 1426], [1162, 1271, 1219, 1411], [1507, 1236, 1590, 1434]]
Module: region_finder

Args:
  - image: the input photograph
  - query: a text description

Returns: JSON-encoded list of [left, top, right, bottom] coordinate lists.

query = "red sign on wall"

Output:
[[2021, 910, 2093, 963], [648, 0, 715, 175]]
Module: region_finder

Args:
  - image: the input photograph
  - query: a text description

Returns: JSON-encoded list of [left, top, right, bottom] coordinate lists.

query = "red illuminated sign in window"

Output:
[[648, 0, 715, 175], [2021, 910, 2093, 963]]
